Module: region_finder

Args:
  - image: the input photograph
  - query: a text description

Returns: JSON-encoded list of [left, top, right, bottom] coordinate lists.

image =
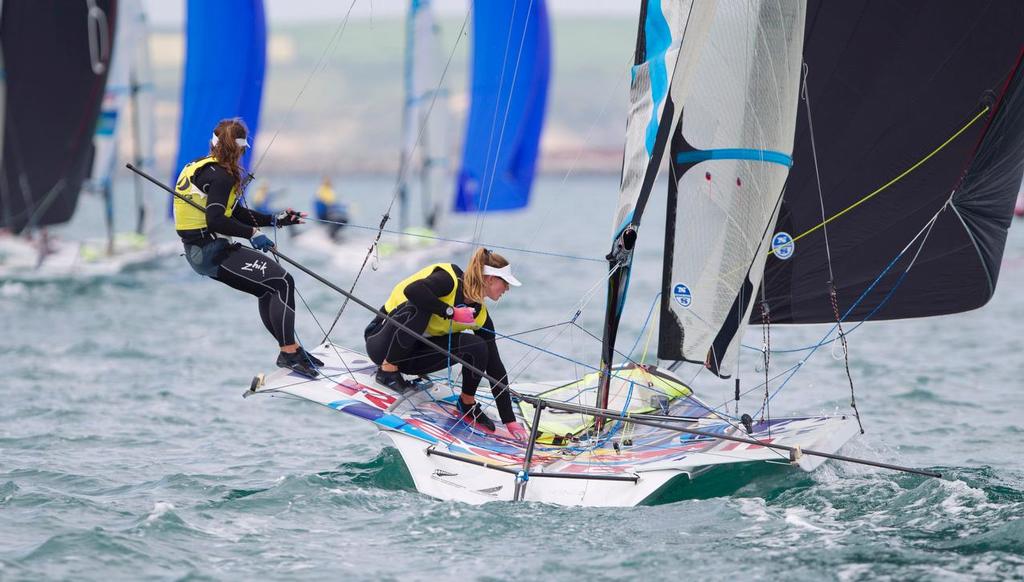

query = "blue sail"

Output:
[[454, 0, 550, 213], [171, 0, 266, 191]]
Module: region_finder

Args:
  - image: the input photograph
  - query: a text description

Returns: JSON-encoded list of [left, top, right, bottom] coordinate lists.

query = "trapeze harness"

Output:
[[174, 156, 298, 347], [365, 263, 516, 423]]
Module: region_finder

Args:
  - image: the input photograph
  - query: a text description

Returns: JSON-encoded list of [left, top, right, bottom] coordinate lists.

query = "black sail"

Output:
[[0, 1, 116, 233], [758, 1, 1024, 324]]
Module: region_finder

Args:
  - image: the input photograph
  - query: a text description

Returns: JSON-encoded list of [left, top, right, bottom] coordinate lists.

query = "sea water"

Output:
[[1, 175, 1022, 580]]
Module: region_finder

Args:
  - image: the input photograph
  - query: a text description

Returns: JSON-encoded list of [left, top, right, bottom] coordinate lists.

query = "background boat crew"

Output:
[[314, 176, 349, 241], [365, 248, 529, 439], [174, 118, 318, 378]]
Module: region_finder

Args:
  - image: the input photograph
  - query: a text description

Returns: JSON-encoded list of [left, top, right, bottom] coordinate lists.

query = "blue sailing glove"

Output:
[[250, 232, 275, 251]]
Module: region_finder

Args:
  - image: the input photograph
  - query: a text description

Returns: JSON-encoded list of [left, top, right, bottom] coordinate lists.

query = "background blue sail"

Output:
[[170, 0, 266, 206], [454, 0, 550, 213]]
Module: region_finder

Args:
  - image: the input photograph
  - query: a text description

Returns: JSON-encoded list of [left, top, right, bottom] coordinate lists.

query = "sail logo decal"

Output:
[[673, 283, 692, 308], [772, 232, 795, 260]]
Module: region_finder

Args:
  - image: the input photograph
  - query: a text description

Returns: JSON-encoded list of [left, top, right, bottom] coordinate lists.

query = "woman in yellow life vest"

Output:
[[365, 248, 528, 439], [175, 118, 316, 378], [314, 176, 348, 241]]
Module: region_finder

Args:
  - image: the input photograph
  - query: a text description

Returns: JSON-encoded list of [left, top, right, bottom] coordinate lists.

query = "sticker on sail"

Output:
[[673, 283, 692, 308], [772, 232, 795, 260]]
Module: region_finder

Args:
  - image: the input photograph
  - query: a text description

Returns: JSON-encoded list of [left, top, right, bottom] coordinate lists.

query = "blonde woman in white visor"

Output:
[[364, 248, 528, 439]]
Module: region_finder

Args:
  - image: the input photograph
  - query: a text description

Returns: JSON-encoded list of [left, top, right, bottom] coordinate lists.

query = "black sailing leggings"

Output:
[[214, 243, 297, 347], [365, 302, 489, 397]]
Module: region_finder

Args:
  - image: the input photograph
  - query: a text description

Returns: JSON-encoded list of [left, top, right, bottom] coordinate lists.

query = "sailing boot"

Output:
[[277, 350, 319, 379], [297, 346, 324, 367], [456, 399, 496, 432], [375, 367, 413, 392]]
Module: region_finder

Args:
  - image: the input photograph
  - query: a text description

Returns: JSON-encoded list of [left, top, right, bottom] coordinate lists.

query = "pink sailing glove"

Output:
[[452, 306, 476, 324], [506, 421, 529, 441]]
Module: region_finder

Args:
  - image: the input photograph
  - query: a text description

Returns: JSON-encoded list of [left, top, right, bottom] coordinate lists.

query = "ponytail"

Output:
[[463, 247, 509, 303], [210, 118, 249, 186]]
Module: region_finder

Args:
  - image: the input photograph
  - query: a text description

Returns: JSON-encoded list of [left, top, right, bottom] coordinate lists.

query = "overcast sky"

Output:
[[143, 0, 635, 26]]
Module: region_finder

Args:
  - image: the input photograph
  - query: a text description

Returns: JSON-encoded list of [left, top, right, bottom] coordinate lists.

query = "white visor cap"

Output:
[[483, 264, 522, 287], [210, 133, 250, 149]]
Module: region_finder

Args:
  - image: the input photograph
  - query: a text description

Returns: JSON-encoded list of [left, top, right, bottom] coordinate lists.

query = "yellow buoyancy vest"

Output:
[[384, 263, 488, 336], [173, 156, 239, 230], [316, 184, 337, 205]]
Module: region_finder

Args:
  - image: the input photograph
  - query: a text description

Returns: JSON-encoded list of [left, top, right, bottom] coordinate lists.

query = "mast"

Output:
[[128, 0, 150, 235], [129, 61, 145, 234], [396, 0, 421, 245], [399, 0, 448, 240]]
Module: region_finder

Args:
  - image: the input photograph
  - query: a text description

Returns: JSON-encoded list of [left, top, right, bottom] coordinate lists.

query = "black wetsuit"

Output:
[[178, 162, 298, 347], [364, 265, 516, 424]]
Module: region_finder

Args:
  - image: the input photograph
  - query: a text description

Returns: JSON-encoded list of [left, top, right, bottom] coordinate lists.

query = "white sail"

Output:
[[399, 0, 449, 233], [660, 0, 807, 375], [89, 0, 132, 193]]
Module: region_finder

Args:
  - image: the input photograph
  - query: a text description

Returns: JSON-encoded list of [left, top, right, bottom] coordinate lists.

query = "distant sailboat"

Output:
[[0, 0, 170, 280], [80, 0, 172, 271], [390, 0, 452, 251], [300, 0, 551, 270], [310, 0, 456, 264]]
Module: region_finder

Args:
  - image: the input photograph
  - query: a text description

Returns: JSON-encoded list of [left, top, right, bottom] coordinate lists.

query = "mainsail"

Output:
[[397, 0, 450, 234], [0, 0, 115, 233], [171, 0, 266, 188], [598, 0, 717, 409], [453, 0, 550, 213], [758, 1, 1024, 325]]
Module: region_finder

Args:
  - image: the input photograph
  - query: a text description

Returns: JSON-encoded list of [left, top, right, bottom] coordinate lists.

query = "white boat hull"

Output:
[[247, 341, 861, 507]]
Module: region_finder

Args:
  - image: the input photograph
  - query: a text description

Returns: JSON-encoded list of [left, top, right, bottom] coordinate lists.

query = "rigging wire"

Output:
[[303, 215, 604, 263], [766, 104, 991, 258], [249, 0, 360, 178], [320, 7, 472, 342], [755, 207, 945, 416], [801, 63, 860, 433], [471, 0, 535, 243]]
